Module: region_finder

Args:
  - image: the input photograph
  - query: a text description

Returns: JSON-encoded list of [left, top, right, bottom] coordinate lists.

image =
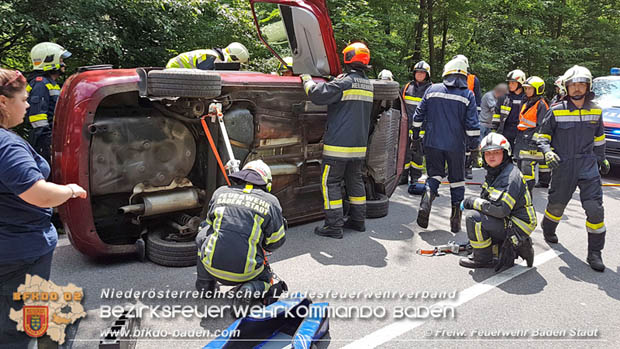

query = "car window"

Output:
[[593, 78, 620, 108]]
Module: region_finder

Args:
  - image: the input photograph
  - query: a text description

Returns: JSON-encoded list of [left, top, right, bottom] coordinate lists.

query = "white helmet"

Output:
[[230, 159, 273, 191], [453, 54, 469, 68], [480, 133, 511, 156], [30, 42, 71, 71], [506, 69, 526, 85], [378, 69, 394, 81], [224, 42, 249, 63], [413, 60, 431, 77], [442, 58, 468, 77], [562, 65, 593, 91]]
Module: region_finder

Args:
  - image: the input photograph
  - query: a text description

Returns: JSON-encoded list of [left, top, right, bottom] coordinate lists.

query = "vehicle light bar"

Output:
[[611, 67, 620, 75]]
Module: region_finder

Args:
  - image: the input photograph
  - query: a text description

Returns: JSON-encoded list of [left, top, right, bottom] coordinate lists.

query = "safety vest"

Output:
[[467, 74, 476, 94], [517, 99, 548, 131]]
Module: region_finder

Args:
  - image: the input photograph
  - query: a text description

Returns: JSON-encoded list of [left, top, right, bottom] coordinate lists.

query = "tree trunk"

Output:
[[427, 0, 435, 75], [412, 0, 426, 62], [440, 12, 448, 69]]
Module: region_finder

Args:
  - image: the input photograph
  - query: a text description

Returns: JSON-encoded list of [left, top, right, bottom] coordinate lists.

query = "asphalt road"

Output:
[[50, 167, 620, 349]]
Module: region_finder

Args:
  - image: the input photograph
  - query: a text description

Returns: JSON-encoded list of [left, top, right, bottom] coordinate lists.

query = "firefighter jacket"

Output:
[[25, 75, 60, 128], [515, 97, 549, 160], [166, 48, 225, 70], [536, 98, 605, 179], [492, 91, 527, 137], [467, 74, 482, 112], [303, 69, 374, 159], [402, 80, 432, 125], [411, 75, 480, 153], [470, 161, 537, 243], [200, 184, 286, 283]]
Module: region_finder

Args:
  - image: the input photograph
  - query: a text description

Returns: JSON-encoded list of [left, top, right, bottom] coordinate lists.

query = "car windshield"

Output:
[[593, 78, 620, 108]]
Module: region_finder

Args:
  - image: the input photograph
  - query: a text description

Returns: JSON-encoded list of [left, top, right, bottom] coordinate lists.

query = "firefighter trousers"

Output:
[[425, 147, 465, 205], [321, 158, 366, 227], [402, 139, 424, 183], [28, 125, 52, 165], [466, 211, 507, 250], [541, 160, 606, 251]]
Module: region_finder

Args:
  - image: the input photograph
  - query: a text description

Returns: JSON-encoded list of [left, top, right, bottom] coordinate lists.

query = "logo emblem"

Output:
[[23, 306, 48, 338]]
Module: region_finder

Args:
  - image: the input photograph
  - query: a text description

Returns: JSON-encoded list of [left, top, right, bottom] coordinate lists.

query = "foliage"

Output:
[[2, 0, 620, 94]]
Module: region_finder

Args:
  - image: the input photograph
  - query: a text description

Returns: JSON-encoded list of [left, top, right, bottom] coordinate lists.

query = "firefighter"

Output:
[[301, 42, 373, 239], [550, 75, 566, 105], [515, 76, 550, 193], [166, 42, 249, 70], [26, 42, 71, 165], [195, 160, 286, 301], [492, 69, 527, 152], [459, 133, 535, 269], [400, 61, 432, 192], [537, 65, 609, 272], [454, 54, 482, 179], [412, 58, 479, 233]]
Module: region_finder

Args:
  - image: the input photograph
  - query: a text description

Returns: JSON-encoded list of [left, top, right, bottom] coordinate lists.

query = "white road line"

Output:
[[342, 248, 562, 349]]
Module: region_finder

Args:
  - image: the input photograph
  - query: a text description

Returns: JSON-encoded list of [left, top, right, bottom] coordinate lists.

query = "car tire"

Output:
[[366, 193, 389, 218], [147, 69, 222, 98], [146, 231, 197, 267], [371, 79, 400, 101], [344, 193, 389, 219]]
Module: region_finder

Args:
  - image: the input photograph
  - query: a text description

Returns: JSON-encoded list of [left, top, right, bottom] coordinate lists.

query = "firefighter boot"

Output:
[[195, 255, 218, 298], [416, 188, 437, 228], [517, 237, 534, 267], [450, 205, 462, 233], [343, 218, 366, 232], [541, 218, 559, 243], [459, 246, 495, 268], [314, 225, 344, 239], [587, 232, 605, 272]]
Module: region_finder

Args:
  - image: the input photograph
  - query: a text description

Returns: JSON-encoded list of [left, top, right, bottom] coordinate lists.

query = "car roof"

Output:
[[594, 75, 620, 81]]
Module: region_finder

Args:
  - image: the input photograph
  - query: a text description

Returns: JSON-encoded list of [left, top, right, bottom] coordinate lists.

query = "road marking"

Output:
[[342, 248, 562, 349]]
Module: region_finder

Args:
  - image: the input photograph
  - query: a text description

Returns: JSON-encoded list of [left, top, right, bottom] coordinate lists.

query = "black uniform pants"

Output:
[[321, 158, 366, 227], [541, 159, 606, 251], [466, 211, 507, 250], [195, 231, 272, 294], [402, 140, 424, 184], [28, 125, 52, 166], [425, 147, 465, 205]]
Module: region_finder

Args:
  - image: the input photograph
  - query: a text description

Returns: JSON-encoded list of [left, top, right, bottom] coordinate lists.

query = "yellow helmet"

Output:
[[277, 56, 293, 74], [523, 76, 545, 96], [30, 42, 71, 71]]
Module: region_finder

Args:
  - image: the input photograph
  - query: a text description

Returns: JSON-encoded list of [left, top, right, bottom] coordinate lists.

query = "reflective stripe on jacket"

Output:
[[303, 69, 374, 159], [537, 99, 605, 179], [402, 80, 431, 128], [518, 98, 549, 131], [412, 79, 479, 153], [200, 185, 286, 283], [166, 49, 224, 70], [493, 91, 526, 135], [473, 162, 537, 237], [26, 75, 60, 127]]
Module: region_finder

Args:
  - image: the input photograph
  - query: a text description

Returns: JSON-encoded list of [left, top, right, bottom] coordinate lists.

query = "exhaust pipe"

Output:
[[118, 188, 202, 217]]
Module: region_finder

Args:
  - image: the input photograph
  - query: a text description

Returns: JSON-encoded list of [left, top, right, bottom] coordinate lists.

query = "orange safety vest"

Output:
[[517, 99, 549, 131], [467, 74, 476, 94]]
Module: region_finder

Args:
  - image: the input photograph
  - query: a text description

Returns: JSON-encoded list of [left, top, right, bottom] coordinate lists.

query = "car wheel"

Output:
[[366, 193, 389, 218], [344, 193, 389, 219], [371, 79, 400, 101], [146, 230, 197, 267], [147, 69, 222, 98]]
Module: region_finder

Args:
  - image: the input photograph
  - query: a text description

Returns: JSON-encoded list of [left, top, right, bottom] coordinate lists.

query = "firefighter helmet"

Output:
[[480, 132, 512, 156], [453, 54, 469, 68], [562, 65, 593, 91], [413, 60, 431, 79], [277, 56, 293, 75], [506, 69, 526, 85], [378, 69, 393, 81], [343, 42, 370, 65], [224, 42, 249, 63], [523, 76, 545, 96], [442, 58, 468, 77], [30, 42, 71, 71], [230, 160, 273, 191]]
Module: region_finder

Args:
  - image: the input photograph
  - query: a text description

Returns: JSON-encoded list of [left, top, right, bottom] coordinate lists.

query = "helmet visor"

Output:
[[61, 50, 72, 59]]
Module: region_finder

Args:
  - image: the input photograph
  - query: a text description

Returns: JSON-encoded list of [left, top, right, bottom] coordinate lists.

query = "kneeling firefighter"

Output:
[[459, 133, 535, 270], [195, 160, 287, 302], [515, 76, 550, 193]]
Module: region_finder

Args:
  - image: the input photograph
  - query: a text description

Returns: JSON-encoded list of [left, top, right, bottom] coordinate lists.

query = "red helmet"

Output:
[[342, 42, 370, 65]]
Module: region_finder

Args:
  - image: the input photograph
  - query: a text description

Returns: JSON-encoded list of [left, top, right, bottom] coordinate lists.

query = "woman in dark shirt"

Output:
[[0, 68, 87, 348]]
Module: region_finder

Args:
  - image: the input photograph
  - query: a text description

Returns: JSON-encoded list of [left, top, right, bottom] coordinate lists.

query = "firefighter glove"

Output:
[[544, 151, 561, 170], [300, 74, 312, 83], [462, 197, 476, 210], [599, 158, 610, 175]]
